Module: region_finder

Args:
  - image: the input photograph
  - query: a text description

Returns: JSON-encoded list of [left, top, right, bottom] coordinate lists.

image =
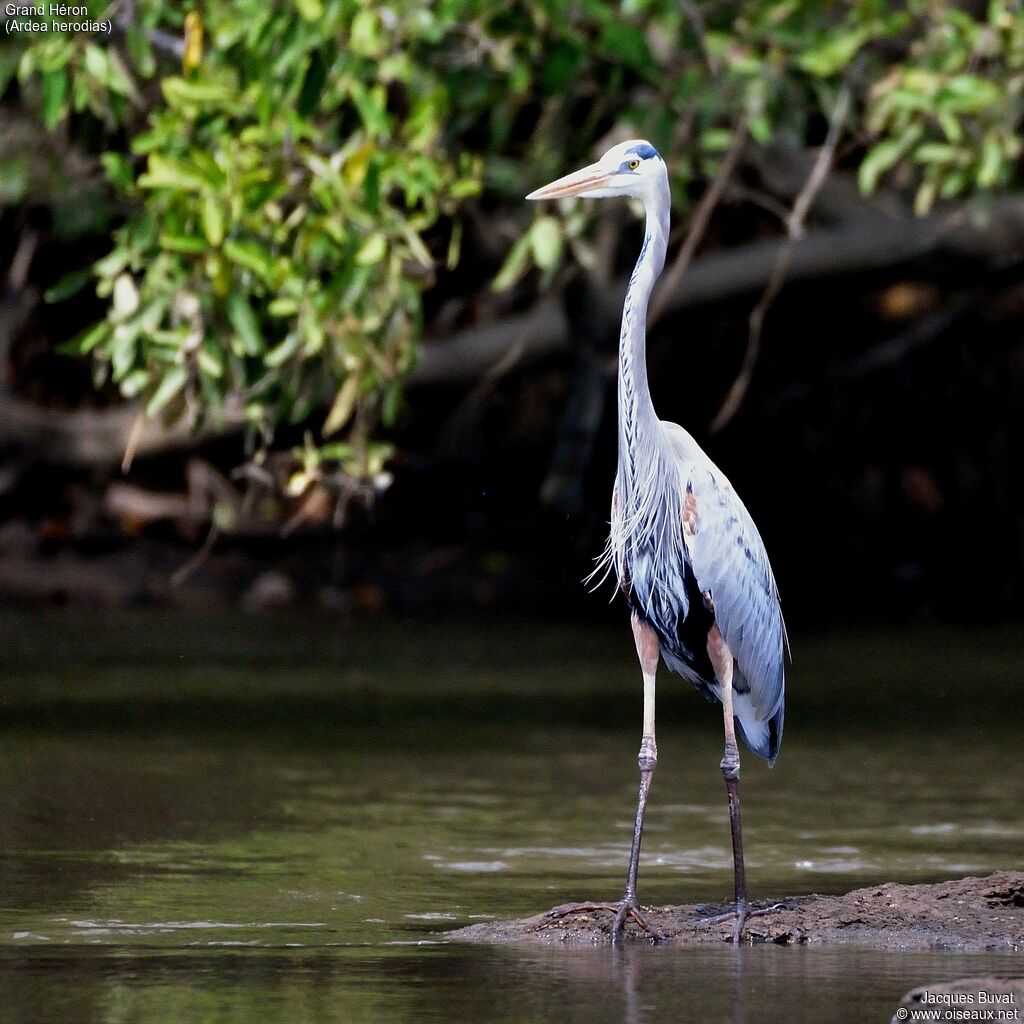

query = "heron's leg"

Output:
[[708, 626, 748, 944], [545, 613, 664, 943], [610, 613, 662, 943]]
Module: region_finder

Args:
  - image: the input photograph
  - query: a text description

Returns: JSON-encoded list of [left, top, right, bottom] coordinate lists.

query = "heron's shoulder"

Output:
[[658, 421, 731, 485], [657, 419, 702, 456]]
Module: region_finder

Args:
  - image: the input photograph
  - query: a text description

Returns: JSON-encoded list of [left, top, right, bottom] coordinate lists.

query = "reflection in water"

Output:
[[2, 945, 1017, 1024], [0, 614, 1022, 1023]]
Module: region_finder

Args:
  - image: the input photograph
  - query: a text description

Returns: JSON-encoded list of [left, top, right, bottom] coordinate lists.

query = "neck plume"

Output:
[[617, 182, 670, 470], [590, 174, 675, 596]]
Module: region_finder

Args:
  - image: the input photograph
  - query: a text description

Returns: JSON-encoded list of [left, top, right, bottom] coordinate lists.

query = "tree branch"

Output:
[[709, 85, 851, 433], [411, 194, 1024, 389], [4, 147, 1024, 471], [649, 116, 747, 326]]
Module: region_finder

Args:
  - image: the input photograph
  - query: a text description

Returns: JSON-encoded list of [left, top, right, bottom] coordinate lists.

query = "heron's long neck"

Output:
[[618, 193, 669, 476]]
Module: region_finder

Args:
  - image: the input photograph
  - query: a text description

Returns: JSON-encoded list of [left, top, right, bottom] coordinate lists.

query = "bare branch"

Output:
[[112, 0, 185, 59], [5, 229, 39, 293], [170, 526, 219, 587], [710, 85, 851, 433], [0, 394, 245, 467], [410, 193, 1024, 389], [650, 116, 747, 326], [679, 1, 720, 77]]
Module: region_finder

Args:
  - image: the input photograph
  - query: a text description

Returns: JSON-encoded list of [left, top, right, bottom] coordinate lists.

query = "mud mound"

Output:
[[450, 871, 1024, 951]]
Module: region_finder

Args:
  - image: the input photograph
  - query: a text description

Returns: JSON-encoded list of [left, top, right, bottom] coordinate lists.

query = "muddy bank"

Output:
[[450, 871, 1024, 951]]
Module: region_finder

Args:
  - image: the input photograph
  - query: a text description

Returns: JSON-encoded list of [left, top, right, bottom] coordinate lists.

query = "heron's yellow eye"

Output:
[[628, 159, 640, 170]]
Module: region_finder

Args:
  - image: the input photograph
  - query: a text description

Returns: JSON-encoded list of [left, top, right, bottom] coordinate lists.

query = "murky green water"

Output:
[[0, 613, 1021, 1022]]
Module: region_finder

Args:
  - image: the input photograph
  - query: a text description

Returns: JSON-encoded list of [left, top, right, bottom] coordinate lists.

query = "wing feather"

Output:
[[684, 464, 785, 721], [662, 424, 786, 760]]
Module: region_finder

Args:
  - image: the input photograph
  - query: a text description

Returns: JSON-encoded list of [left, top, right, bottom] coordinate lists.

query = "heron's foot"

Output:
[[545, 899, 666, 945], [698, 900, 786, 943]]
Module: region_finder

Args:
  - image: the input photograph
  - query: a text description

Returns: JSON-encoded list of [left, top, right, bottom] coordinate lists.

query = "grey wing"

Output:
[[682, 461, 786, 763]]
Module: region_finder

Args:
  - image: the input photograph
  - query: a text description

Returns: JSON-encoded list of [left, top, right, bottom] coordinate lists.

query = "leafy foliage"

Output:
[[12, 0, 485, 487], [3, 0, 1023, 495], [860, 1, 1024, 214]]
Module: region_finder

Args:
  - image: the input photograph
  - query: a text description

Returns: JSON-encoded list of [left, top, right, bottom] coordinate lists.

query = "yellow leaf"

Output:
[[287, 471, 313, 496], [343, 142, 375, 190], [356, 233, 386, 265], [183, 12, 204, 73], [324, 374, 360, 435]]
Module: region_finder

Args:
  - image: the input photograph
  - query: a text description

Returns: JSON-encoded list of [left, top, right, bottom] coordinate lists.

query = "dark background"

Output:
[[2, 223, 1021, 629]]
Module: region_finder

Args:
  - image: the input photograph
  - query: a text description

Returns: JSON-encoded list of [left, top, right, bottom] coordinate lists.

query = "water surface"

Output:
[[0, 613, 1021, 1021]]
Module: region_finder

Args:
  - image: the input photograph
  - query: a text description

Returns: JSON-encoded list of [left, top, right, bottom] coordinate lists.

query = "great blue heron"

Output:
[[526, 140, 786, 944]]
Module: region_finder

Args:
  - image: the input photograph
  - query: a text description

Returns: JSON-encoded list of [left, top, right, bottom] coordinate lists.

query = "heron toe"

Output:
[[698, 899, 786, 943], [545, 899, 665, 944]]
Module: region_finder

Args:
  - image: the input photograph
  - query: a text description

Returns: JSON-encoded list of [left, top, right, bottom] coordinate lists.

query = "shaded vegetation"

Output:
[[1, 1, 1023, 618]]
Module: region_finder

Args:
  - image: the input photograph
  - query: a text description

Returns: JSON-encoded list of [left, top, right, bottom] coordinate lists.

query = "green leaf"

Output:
[[101, 152, 135, 191], [939, 169, 968, 200], [119, 369, 151, 398], [350, 9, 383, 57], [268, 298, 299, 316], [356, 233, 387, 265], [126, 24, 155, 77], [938, 111, 963, 144], [40, 68, 67, 131], [160, 233, 208, 254], [318, 442, 353, 462], [747, 115, 772, 145], [598, 22, 651, 72], [139, 155, 210, 192], [83, 44, 107, 81], [197, 343, 224, 378], [940, 75, 1001, 114], [265, 332, 301, 368], [700, 129, 735, 153], [492, 233, 532, 292], [227, 293, 262, 356], [44, 268, 92, 304], [913, 143, 962, 165], [798, 28, 868, 77], [145, 365, 188, 417], [402, 226, 433, 268], [94, 248, 129, 279], [161, 77, 234, 107], [201, 193, 225, 246], [63, 321, 107, 356], [349, 82, 391, 137], [858, 137, 908, 194], [914, 178, 938, 216], [295, 0, 324, 21], [529, 217, 562, 271], [223, 240, 276, 283], [446, 219, 463, 271], [977, 134, 1004, 188], [381, 382, 402, 427]]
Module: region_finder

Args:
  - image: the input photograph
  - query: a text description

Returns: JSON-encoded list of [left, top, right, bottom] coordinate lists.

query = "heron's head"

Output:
[[526, 140, 666, 204]]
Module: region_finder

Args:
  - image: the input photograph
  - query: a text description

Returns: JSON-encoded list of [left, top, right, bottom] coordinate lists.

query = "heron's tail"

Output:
[[733, 693, 784, 767]]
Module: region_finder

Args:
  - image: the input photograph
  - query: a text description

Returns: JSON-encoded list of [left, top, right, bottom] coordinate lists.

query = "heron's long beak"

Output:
[[525, 162, 611, 201]]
